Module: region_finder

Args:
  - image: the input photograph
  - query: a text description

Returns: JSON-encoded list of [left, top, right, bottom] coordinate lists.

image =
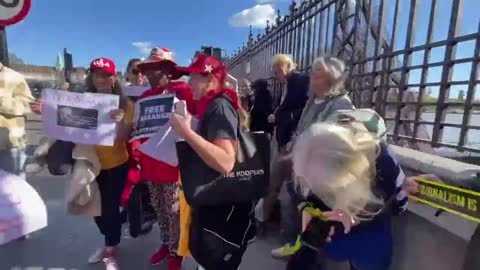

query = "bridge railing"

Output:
[[227, 0, 480, 155]]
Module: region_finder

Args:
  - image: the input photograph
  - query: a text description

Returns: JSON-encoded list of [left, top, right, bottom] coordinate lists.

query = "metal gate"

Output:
[[227, 0, 480, 154]]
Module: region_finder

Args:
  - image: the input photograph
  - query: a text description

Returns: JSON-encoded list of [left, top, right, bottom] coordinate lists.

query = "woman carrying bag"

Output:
[[171, 54, 260, 270]]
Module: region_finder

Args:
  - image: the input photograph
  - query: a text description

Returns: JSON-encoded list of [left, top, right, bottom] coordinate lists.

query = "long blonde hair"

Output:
[[292, 121, 382, 220]]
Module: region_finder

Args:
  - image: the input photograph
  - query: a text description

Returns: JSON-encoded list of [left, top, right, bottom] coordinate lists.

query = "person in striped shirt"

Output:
[[0, 63, 34, 178]]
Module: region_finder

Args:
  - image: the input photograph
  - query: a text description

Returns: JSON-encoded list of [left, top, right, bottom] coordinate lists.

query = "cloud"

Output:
[[132, 42, 153, 55], [229, 4, 276, 28]]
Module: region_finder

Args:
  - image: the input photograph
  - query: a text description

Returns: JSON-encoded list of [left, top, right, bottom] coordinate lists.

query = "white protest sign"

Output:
[[139, 117, 198, 166], [41, 89, 119, 146], [123, 85, 149, 97], [0, 170, 47, 245], [131, 94, 176, 141]]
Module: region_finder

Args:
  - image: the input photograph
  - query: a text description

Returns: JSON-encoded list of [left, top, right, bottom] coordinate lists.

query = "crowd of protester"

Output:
[[2, 48, 426, 270]]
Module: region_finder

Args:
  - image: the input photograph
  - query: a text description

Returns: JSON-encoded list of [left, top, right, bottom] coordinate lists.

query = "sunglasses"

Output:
[[131, 69, 141, 75], [144, 69, 172, 78]]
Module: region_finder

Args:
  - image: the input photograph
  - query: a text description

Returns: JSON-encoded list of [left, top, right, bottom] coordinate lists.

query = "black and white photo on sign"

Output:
[[57, 105, 98, 130], [41, 88, 119, 146], [131, 94, 176, 141]]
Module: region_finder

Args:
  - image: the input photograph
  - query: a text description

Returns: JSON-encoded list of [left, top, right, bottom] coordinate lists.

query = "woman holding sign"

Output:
[[130, 47, 193, 270], [26, 58, 133, 270], [85, 58, 133, 270], [171, 54, 256, 270]]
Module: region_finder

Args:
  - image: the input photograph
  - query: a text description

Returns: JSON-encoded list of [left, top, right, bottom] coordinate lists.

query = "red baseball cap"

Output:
[[137, 47, 183, 80], [177, 54, 227, 82], [90, 57, 116, 76]]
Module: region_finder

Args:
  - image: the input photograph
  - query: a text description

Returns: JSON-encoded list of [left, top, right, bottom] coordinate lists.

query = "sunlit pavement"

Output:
[[0, 172, 286, 270], [0, 116, 286, 270]]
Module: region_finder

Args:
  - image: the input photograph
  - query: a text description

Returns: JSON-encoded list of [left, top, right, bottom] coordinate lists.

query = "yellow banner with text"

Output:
[[409, 177, 480, 223]]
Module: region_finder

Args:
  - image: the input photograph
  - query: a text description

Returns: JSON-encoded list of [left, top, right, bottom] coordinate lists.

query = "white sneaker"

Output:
[[104, 256, 120, 270], [88, 247, 106, 264]]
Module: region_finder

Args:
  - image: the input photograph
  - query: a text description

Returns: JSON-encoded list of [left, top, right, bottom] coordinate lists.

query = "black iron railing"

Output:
[[227, 0, 480, 154]]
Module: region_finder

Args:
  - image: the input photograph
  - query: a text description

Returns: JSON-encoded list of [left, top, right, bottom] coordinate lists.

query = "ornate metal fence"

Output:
[[227, 0, 480, 154]]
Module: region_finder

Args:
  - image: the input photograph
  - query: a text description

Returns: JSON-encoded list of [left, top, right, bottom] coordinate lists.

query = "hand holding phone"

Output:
[[174, 100, 187, 116]]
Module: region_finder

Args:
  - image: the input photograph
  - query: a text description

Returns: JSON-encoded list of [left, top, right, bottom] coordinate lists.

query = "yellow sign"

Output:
[[409, 177, 480, 223]]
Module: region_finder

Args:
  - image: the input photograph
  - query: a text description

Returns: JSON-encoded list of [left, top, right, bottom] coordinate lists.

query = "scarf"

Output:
[[196, 88, 240, 119]]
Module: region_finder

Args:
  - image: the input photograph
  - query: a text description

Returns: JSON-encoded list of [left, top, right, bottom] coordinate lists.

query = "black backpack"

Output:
[[127, 182, 157, 238], [47, 140, 75, 175]]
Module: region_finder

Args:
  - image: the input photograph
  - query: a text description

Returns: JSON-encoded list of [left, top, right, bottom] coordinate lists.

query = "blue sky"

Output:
[[378, 0, 480, 100], [394, 0, 480, 98], [6, 0, 480, 100], [7, 0, 291, 71]]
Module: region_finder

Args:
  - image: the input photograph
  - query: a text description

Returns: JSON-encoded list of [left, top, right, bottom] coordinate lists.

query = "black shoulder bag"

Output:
[[176, 95, 270, 207]]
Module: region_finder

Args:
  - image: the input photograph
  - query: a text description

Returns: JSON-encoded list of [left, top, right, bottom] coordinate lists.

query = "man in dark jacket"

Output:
[[271, 72, 310, 148], [262, 54, 309, 240], [250, 79, 274, 134]]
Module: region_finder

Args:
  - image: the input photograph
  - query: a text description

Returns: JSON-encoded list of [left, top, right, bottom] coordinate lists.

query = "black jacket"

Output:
[[250, 79, 273, 134], [274, 72, 309, 148]]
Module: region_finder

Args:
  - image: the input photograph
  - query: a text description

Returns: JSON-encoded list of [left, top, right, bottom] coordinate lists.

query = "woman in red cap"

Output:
[[130, 47, 193, 270], [85, 58, 133, 270], [28, 58, 133, 270], [171, 54, 256, 270]]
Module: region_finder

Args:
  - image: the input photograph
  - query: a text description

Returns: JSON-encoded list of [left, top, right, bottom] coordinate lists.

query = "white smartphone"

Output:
[[174, 100, 187, 116]]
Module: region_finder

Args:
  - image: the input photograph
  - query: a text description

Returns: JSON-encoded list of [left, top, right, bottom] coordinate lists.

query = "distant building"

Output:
[[193, 46, 224, 62], [458, 89, 465, 101], [8, 64, 88, 97], [427, 88, 432, 97], [10, 63, 59, 82]]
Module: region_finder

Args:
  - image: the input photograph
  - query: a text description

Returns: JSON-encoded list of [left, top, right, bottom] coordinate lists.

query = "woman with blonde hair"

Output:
[[286, 110, 408, 270], [263, 54, 309, 244]]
